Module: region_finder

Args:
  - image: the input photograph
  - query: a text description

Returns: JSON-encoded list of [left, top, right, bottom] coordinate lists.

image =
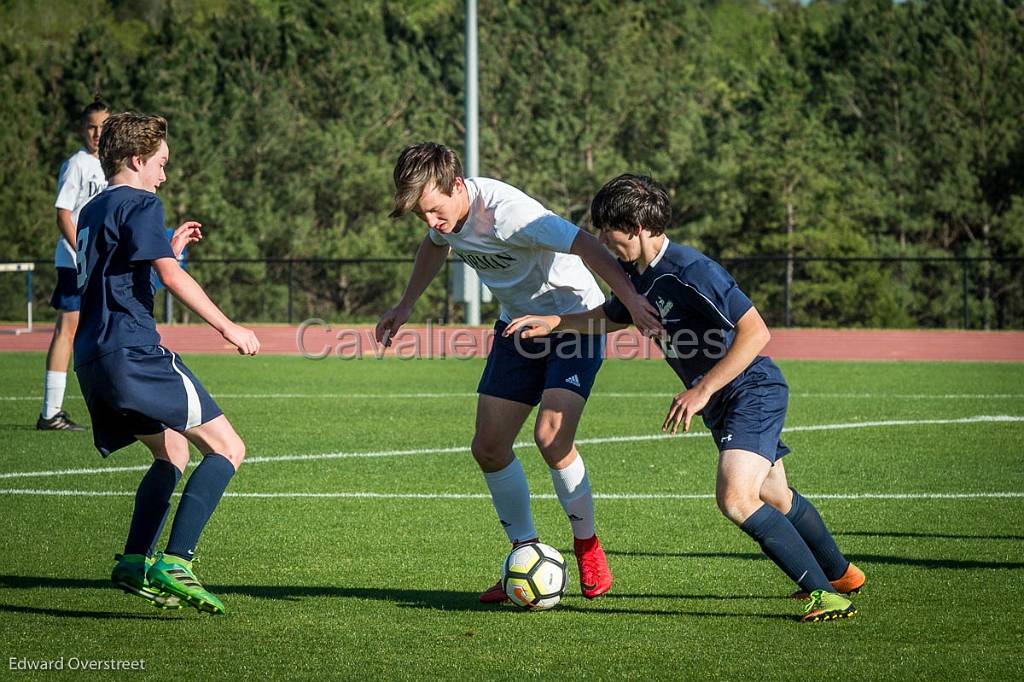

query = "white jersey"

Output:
[[53, 148, 107, 268], [428, 177, 604, 321]]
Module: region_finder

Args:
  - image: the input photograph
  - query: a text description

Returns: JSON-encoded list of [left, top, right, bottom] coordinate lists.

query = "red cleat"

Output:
[[574, 535, 613, 599], [479, 580, 509, 603]]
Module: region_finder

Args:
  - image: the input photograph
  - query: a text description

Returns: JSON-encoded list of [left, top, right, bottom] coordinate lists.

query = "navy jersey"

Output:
[[603, 239, 775, 388], [73, 186, 174, 368]]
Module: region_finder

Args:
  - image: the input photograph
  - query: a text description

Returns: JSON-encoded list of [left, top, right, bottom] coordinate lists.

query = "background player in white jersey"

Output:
[[37, 96, 110, 431], [376, 142, 662, 602]]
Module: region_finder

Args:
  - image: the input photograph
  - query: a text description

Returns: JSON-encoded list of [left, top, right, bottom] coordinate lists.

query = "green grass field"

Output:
[[2, 352, 1023, 680]]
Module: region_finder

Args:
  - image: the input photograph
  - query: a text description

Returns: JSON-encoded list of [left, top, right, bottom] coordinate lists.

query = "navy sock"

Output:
[[124, 460, 181, 556], [740, 503, 831, 593], [165, 453, 235, 561], [785, 488, 849, 581]]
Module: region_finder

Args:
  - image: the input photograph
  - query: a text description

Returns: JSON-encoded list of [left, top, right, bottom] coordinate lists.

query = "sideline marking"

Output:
[[3, 392, 1024, 401], [1, 489, 1022, 500], [0, 415, 1021, 482]]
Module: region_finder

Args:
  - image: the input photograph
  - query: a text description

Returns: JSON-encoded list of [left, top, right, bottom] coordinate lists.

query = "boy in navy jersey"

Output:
[[75, 112, 260, 614], [505, 174, 864, 622]]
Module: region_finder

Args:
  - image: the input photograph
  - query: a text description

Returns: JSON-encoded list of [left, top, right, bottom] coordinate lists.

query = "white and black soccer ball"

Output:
[[501, 542, 567, 610]]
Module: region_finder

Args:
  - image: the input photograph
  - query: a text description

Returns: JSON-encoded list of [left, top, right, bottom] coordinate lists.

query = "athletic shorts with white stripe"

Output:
[[76, 345, 223, 457]]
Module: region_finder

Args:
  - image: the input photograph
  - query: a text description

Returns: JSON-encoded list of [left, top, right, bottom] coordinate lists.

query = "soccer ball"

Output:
[[502, 542, 567, 610]]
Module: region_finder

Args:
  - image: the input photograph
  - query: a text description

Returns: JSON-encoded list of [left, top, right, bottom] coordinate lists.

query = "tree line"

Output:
[[1, 0, 1021, 328]]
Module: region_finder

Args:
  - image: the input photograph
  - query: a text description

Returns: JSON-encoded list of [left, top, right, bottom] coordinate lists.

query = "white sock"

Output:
[[483, 457, 536, 544], [42, 370, 67, 419], [549, 453, 596, 539]]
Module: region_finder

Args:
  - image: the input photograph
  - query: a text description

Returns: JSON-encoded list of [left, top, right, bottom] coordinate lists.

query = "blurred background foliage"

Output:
[[1, 0, 1021, 327]]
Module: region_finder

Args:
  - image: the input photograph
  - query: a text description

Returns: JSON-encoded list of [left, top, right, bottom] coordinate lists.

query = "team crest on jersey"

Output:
[[458, 251, 516, 270], [655, 296, 674, 319]]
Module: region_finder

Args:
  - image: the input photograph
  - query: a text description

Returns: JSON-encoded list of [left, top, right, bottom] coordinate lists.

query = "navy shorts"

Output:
[[76, 345, 223, 457], [478, 320, 604, 406], [49, 267, 80, 311], [700, 359, 791, 463]]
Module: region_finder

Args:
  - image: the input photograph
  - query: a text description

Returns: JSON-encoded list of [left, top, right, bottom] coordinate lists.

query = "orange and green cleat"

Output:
[[800, 590, 857, 623], [791, 562, 865, 600]]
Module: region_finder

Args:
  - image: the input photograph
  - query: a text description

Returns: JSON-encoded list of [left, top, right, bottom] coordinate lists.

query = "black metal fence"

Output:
[[2, 256, 1021, 329]]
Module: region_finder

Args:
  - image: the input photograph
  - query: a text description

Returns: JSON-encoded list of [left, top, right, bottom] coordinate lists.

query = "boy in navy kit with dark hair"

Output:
[[505, 173, 865, 622], [75, 112, 260, 614]]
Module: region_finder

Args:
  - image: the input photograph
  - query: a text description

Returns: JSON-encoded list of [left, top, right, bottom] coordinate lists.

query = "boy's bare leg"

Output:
[[38, 310, 84, 430], [536, 387, 611, 598], [472, 394, 535, 602], [758, 459, 794, 514], [473, 394, 536, 542], [45, 310, 78, 371], [471, 394, 533, 473], [534, 388, 585, 470], [183, 414, 247, 469]]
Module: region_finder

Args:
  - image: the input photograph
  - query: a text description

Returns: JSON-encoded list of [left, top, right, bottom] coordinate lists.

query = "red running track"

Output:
[[2, 324, 1023, 361]]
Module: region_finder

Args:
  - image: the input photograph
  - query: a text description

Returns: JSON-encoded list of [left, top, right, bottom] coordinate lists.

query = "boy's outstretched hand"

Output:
[[503, 315, 561, 339], [222, 322, 261, 356], [375, 304, 411, 348], [623, 294, 665, 339], [171, 221, 202, 258], [662, 386, 711, 434]]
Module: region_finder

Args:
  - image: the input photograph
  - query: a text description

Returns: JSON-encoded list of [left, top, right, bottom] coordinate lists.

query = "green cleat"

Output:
[[111, 554, 182, 610], [800, 589, 857, 623], [147, 553, 225, 615]]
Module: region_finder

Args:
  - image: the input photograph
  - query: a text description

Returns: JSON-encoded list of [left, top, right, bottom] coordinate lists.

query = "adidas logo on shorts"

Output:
[[565, 374, 581, 387]]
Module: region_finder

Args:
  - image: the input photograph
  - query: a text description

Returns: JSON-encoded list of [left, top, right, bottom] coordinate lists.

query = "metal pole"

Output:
[[26, 269, 33, 333], [784, 255, 792, 327], [463, 0, 482, 326], [288, 259, 294, 324], [444, 258, 451, 324], [962, 259, 969, 329]]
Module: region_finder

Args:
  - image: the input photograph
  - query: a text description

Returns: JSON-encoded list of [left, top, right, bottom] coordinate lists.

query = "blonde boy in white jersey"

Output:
[[37, 97, 110, 431], [377, 143, 662, 602]]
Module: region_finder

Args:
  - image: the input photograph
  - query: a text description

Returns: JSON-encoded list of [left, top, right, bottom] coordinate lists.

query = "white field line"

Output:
[[0, 415, 1021, 482], [1, 489, 1022, 501], [3, 392, 1024, 401]]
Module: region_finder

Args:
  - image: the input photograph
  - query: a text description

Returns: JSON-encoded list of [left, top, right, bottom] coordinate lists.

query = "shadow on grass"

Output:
[[0, 575, 787, 619], [836, 530, 1024, 542], [3, 540, 1022, 619], [555, 603, 796, 621], [603, 551, 1024, 570], [0, 603, 170, 620]]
